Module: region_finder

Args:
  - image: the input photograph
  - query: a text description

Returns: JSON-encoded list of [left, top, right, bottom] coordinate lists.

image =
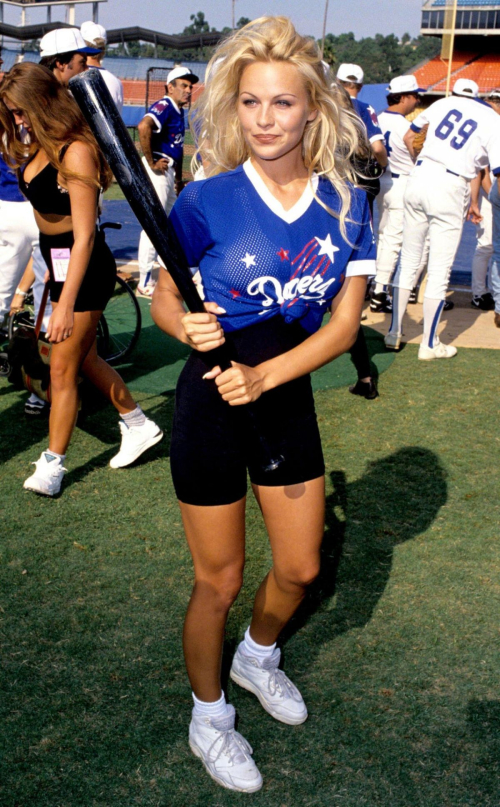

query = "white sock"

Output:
[[28, 392, 44, 405], [139, 271, 152, 289], [241, 627, 276, 661], [192, 691, 229, 718], [374, 282, 385, 295], [389, 286, 412, 336], [422, 298, 445, 349], [120, 406, 146, 429], [45, 449, 65, 462]]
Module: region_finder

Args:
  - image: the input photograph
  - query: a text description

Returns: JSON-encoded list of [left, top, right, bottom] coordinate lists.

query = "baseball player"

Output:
[[469, 89, 500, 310], [81, 21, 124, 114], [370, 75, 425, 313], [386, 78, 500, 359], [39, 28, 99, 85], [136, 67, 198, 297]]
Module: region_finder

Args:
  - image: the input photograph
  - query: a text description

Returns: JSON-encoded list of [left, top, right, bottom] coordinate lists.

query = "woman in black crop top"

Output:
[[0, 63, 163, 496]]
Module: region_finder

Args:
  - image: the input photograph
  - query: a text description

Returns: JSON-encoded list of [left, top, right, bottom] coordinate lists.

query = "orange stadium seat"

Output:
[[432, 54, 500, 94], [413, 52, 478, 90]]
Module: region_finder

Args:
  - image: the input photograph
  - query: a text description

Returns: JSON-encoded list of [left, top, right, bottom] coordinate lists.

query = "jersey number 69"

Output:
[[435, 109, 478, 151]]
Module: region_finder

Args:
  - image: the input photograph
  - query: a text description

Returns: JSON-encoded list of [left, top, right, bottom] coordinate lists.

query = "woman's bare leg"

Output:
[[180, 498, 246, 702], [80, 338, 136, 414], [249, 476, 325, 645], [48, 310, 101, 455]]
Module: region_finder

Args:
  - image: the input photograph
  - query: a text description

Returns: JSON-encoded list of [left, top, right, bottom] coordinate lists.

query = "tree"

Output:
[[183, 11, 210, 35], [237, 17, 251, 28]]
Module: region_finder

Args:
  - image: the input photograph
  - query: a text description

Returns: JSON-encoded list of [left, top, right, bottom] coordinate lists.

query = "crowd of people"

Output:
[[1, 14, 500, 794]]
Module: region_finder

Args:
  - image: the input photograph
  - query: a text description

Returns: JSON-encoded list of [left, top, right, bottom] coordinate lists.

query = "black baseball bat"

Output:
[[69, 69, 284, 472]]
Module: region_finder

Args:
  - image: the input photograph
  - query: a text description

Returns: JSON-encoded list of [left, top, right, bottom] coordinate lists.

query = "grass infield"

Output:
[[1, 321, 499, 806]]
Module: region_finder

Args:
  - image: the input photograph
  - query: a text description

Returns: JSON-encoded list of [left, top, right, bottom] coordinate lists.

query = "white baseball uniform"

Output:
[[390, 95, 500, 349], [376, 110, 423, 287], [88, 65, 123, 114], [471, 182, 493, 298]]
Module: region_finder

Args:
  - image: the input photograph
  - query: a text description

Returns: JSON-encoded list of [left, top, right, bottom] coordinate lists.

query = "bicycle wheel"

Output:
[[97, 275, 141, 364]]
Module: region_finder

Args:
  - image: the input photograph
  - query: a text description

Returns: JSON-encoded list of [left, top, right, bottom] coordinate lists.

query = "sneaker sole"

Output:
[[23, 482, 59, 496], [109, 429, 164, 469], [418, 352, 457, 361], [384, 337, 401, 351], [189, 740, 263, 793], [229, 668, 308, 726]]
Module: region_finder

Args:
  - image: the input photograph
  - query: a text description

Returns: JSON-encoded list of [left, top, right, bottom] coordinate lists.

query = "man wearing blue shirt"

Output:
[[136, 66, 198, 296]]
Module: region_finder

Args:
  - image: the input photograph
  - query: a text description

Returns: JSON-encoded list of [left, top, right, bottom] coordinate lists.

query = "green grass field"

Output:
[[1, 314, 499, 806]]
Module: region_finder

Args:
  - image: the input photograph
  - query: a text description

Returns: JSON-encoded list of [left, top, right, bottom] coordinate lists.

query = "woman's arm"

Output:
[[209, 276, 367, 405], [46, 141, 98, 343], [10, 257, 36, 315], [150, 268, 226, 351]]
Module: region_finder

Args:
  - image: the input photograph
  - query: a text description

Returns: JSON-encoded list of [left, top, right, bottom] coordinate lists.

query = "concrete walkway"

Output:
[[363, 290, 500, 350]]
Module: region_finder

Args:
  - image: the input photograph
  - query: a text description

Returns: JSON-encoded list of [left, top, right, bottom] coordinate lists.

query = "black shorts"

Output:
[[39, 228, 116, 312], [170, 316, 325, 506]]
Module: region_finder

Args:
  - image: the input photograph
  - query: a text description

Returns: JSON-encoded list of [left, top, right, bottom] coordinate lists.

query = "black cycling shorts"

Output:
[[39, 228, 116, 312], [170, 316, 325, 506]]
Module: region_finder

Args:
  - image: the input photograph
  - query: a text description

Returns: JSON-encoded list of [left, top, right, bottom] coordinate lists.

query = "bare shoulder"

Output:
[[62, 140, 98, 177]]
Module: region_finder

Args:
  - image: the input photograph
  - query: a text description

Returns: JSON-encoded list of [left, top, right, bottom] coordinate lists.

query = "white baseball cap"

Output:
[[487, 88, 500, 100], [387, 75, 425, 94], [453, 78, 479, 98], [81, 21, 107, 47], [40, 28, 100, 58], [166, 66, 199, 85], [336, 63, 364, 84]]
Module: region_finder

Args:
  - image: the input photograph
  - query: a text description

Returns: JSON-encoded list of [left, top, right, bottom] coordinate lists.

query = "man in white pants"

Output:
[[371, 75, 425, 313], [386, 78, 500, 359], [136, 67, 198, 297], [0, 48, 52, 414], [470, 90, 500, 310], [80, 21, 124, 114]]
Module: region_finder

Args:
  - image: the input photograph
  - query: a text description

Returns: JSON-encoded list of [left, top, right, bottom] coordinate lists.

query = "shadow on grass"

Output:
[[282, 446, 448, 648]]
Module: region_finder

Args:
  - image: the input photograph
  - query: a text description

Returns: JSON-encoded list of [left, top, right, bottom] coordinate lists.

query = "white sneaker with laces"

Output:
[[189, 704, 263, 793], [109, 417, 163, 469], [418, 339, 457, 361], [230, 645, 308, 725], [24, 451, 66, 496], [384, 332, 401, 350]]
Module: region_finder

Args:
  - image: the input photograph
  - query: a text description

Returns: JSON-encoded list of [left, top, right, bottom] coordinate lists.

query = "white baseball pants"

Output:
[[471, 193, 493, 298], [137, 157, 177, 286], [375, 172, 428, 288], [0, 199, 51, 329], [396, 161, 470, 301]]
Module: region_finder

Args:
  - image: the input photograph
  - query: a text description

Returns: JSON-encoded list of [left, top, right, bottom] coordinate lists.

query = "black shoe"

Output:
[[25, 398, 50, 417], [471, 293, 495, 311], [408, 286, 418, 304], [443, 299, 454, 311], [349, 379, 379, 400], [370, 292, 392, 313]]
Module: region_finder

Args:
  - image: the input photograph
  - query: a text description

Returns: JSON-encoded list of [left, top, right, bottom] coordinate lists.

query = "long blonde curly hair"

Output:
[[191, 16, 367, 237]]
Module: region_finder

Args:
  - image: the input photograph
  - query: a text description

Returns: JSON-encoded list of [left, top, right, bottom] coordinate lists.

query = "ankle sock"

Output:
[[374, 282, 385, 295], [120, 406, 146, 429], [192, 691, 229, 718], [241, 627, 276, 661], [389, 286, 412, 336], [45, 449, 65, 462], [28, 392, 44, 405]]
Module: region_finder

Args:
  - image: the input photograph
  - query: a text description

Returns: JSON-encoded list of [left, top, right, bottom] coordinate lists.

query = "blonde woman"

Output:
[[151, 17, 375, 792], [0, 63, 163, 496]]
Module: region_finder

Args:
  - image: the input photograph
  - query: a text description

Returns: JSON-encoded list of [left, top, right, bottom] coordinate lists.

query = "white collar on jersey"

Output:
[[243, 159, 319, 224], [162, 95, 181, 115]]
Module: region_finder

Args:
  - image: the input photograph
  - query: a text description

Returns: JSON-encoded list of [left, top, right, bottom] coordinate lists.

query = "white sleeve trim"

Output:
[[369, 133, 385, 144], [145, 112, 162, 133], [346, 259, 376, 277]]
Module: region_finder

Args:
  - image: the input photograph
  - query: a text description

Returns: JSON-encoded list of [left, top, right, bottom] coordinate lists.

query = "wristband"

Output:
[[15, 288, 28, 297]]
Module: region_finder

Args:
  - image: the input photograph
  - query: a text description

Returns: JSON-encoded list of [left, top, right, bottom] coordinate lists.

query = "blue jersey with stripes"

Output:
[[169, 161, 376, 334], [145, 96, 185, 164], [352, 98, 384, 143]]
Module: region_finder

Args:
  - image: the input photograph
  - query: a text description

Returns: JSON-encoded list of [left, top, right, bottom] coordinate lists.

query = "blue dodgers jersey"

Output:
[[0, 154, 25, 202], [146, 96, 185, 164], [169, 163, 376, 334], [352, 98, 383, 143]]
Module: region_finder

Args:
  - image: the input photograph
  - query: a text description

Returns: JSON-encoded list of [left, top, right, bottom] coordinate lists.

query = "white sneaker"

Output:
[[418, 339, 457, 361], [230, 645, 308, 726], [136, 282, 156, 298], [384, 332, 401, 350], [109, 417, 163, 469], [24, 451, 66, 496], [189, 704, 263, 793]]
